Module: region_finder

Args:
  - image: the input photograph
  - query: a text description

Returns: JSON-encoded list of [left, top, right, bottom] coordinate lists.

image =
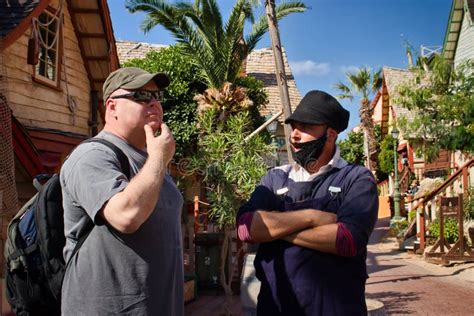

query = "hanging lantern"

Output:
[[27, 19, 40, 65]]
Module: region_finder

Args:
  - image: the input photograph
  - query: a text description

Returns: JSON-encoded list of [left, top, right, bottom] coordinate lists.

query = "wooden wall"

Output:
[[4, 0, 91, 136], [454, 11, 474, 68]]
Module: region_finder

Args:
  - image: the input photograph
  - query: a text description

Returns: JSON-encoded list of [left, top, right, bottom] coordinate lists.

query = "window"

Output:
[[33, 9, 61, 87]]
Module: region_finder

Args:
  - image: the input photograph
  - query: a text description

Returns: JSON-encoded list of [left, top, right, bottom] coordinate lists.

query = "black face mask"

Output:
[[290, 133, 327, 168]]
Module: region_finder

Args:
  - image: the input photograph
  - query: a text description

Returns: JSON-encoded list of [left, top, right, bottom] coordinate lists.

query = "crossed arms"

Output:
[[237, 171, 379, 257], [238, 209, 346, 254], [248, 209, 340, 254]]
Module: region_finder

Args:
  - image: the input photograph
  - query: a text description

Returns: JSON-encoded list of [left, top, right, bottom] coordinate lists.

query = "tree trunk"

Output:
[[360, 99, 378, 180], [220, 226, 244, 315]]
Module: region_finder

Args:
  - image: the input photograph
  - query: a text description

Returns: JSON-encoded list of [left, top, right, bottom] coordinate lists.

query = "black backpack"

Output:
[[4, 138, 131, 316]]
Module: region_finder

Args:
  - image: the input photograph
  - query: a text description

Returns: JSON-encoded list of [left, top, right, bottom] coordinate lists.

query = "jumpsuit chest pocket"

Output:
[[274, 170, 346, 214], [281, 185, 343, 214]]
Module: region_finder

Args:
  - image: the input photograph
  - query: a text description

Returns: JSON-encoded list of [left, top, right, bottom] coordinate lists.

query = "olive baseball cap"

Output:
[[103, 67, 170, 101], [284, 90, 350, 133]]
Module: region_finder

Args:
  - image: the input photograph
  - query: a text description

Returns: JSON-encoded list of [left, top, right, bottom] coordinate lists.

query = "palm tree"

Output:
[[334, 67, 382, 178], [126, 0, 306, 122], [126, 0, 305, 88]]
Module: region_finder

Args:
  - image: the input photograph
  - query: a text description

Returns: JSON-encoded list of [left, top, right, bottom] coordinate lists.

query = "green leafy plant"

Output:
[[338, 125, 389, 182], [390, 219, 408, 236], [429, 217, 459, 244], [464, 187, 474, 220], [338, 130, 365, 165], [190, 102, 273, 314], [192, 109, 274, 228], [123, 46, 206, 159], [378, 133, 396, 175]]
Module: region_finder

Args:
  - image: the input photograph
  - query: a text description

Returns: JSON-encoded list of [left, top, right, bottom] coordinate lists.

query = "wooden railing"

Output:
[[399, 165, 412, 195], [413, 157, 474, 252]]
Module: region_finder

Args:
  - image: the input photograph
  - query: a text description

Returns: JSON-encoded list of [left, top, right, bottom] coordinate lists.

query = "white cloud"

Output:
[[290, 60, 331, 76], [339, 65, 360, 74]]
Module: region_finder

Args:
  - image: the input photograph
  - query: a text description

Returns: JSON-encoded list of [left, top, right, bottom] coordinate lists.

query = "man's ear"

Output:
[[105, 98, 118, 118], [326, 128, 338, 142]]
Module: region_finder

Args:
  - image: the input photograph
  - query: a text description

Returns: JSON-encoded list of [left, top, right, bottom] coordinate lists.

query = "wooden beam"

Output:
[[77, 32, 106, 38], [66, 0, 95, 92], [84, 56, 110, 61], [69, 8, 100, 14], [92, 78, 107, 83], [98, 0, 120, 71]]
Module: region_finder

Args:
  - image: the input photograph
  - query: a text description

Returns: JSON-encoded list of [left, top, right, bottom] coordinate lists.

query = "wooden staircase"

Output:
[[410, 157, 474, 262]]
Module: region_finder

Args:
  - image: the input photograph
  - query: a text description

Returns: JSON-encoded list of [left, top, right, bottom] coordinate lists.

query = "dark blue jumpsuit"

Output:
[[237, 164, 378, 316]]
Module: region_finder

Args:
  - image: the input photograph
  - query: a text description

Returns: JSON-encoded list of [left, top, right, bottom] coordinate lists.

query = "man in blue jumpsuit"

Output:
[[237, 90, 378, 315]]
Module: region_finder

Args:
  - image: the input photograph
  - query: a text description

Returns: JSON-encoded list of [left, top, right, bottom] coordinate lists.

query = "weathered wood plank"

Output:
[[8, 91, 89, 118], [24, 120, 89, 136]]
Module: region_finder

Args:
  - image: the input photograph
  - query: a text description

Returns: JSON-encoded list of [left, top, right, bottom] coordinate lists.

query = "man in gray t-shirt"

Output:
[[60, 67, 183, 315]]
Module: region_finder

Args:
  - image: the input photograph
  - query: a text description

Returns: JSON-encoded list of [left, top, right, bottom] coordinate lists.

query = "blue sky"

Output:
[[108, 0, 452, 136]]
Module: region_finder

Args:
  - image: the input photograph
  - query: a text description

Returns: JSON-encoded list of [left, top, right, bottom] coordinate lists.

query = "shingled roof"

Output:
[[246, 47, 301, 118], [116, 41, 301, 119], [383, 67, 416, 123], [117, 40, 168, 63], [382, 66, 429, 140], [382, 66, 420, 125]]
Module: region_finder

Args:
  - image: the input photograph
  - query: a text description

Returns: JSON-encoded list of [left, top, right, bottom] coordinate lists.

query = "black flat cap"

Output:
[[285, 90, 350, 133]]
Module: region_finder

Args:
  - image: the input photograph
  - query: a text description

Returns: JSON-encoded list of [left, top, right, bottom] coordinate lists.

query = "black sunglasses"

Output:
[[111, 90, 164, 104]]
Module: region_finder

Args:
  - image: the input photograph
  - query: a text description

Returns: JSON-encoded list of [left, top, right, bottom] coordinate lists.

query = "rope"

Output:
[[32, 0, 76, 124], [32, 0, 64, 50], [57, 1, 77, 125]]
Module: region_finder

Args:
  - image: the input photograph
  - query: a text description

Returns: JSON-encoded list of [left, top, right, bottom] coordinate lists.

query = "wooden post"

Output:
[[419, 201, 425, 252], [265, 0, 293, 164], [458, 194, 465, 253], [463, 165, 468, 197], [194, 196, 199, 234]]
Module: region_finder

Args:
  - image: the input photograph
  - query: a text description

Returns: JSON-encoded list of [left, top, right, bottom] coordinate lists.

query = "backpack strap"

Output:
[[81, 138, 131, 179], [66, 138, 131, 267], [8, 243, 38, 262]]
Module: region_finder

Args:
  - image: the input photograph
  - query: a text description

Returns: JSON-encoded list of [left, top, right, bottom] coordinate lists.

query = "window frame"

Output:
[[32, 7, 62, 90]]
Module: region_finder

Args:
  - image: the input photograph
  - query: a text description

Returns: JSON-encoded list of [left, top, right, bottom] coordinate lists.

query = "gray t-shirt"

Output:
[[60, 131, 184, 315]]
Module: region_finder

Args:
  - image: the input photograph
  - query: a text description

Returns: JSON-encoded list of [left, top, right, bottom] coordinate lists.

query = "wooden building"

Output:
[[372, 0, 474, 184], [443, 0, 474, 172], [371, 66, 454, 186], [1, 0, 118, 206], [443, 0, 474, 68], [0, 0, 118, 312]]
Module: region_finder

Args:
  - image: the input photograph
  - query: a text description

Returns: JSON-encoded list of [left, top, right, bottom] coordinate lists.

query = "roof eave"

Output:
[[442, 0, 465, 63]]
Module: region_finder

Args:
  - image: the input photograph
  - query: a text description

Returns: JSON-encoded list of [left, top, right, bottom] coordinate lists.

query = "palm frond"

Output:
[[346, 68, 371, 98], [200, 0, 224, 44], [334, 82, 354, 101], [128, 0, 305, 89], [372, 68, 383, 93]]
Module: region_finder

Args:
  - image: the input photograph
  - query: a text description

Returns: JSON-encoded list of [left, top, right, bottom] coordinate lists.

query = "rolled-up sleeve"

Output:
[[236, 172, 280, 242], [336, 171, 378, 256]]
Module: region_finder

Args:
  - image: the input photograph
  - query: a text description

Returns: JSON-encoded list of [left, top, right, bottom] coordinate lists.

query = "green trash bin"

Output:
[[194, 232, 224, 292]]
